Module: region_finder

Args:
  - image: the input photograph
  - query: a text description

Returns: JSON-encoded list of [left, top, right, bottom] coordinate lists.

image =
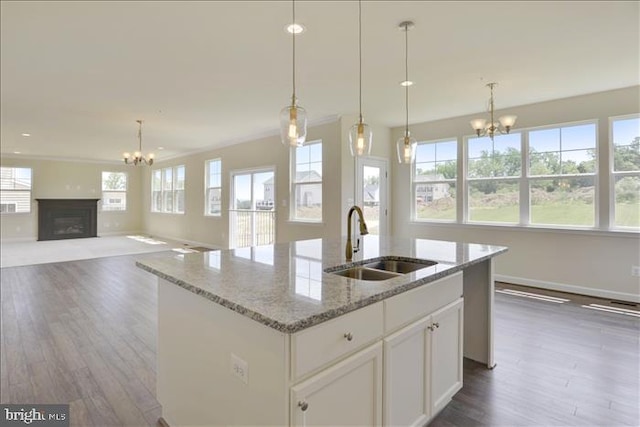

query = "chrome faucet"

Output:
[[345, 205, 369, 262]]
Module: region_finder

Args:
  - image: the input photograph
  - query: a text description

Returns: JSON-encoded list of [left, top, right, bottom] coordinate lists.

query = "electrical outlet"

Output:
[[230, 353, 248, 385], [632, 266, 640, 277]]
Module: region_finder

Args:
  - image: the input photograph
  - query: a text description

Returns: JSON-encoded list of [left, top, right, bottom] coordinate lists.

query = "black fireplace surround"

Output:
[[36, 199, 99, 241]]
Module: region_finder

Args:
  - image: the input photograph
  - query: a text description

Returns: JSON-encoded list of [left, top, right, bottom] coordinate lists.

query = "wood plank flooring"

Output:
[[1, 254, 638, 426]]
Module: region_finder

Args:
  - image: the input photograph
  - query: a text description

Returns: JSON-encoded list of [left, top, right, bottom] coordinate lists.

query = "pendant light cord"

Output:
[[137, 120, 143, 152], [358, 0, 362, 122], [292, 0, 296, 103], [404, 22, 409, 136]]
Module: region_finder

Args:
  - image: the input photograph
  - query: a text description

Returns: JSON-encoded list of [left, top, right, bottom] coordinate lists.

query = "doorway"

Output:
[[229, 168, 276, 248], [356, 157, 388, 236]]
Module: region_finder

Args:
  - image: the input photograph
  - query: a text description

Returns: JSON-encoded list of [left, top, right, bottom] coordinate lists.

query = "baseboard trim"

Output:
[[495, 274, 640, 303], [98, 230, 144, 237], [0, 236, 37, 243]]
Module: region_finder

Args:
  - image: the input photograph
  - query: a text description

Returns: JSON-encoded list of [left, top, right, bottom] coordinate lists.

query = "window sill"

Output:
[[150, 211, 186, 215], [287, 220, 324, 226], [408, 220, 639, 238]]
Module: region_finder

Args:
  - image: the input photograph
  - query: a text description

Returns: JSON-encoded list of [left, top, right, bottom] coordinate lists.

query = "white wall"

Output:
[[142, 120, 347, 248], [0, 157, 144, 240], [391, 86, 640, 302]]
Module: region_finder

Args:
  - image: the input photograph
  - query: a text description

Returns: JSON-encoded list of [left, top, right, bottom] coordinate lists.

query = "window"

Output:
[[291, 140, 322, 221], [529, 122, 597, 227], [151, 165, 185, 214], [0, 167, 32, 214], [205, 159, 222, 216], [611, 115, 640, 228], [101, 171, 127, 211], [413, 139, 457, 221], [467, 133, 521, 223]]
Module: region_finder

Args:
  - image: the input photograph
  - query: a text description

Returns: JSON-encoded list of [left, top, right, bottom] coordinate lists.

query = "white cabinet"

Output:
[[291, 342, 383, 427], [430, 298, 464, 415], [383, 317, 431, 427], [384, 298, 464, 426]]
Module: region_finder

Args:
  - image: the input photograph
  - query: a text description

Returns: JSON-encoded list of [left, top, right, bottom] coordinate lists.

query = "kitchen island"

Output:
[[137, 236, 507, 426]]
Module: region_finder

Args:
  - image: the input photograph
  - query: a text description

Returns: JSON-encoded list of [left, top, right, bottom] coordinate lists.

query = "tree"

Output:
[[103, 172, 126, 190], [614, 137, 640, 171], [436, 161, 456, 179]]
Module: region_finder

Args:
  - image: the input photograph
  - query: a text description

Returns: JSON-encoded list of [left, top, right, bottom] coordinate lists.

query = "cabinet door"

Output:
[[430, 298, 464, 415], [291, 342, 382, 426], [383, 316, 431, 427]]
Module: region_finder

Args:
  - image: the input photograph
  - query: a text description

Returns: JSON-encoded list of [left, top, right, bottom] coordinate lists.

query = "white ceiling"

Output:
[[1, 1, 638, 163]]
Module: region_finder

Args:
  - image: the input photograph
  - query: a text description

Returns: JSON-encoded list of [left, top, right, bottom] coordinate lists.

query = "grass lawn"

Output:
[[615, 203, 640, 227]]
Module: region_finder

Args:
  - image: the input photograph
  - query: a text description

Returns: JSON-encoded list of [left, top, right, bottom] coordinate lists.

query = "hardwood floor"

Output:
[[1, 255, 638, 426]]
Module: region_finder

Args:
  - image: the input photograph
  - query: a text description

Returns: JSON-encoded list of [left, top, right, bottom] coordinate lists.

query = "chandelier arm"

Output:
[[138, 120, 143, 153]]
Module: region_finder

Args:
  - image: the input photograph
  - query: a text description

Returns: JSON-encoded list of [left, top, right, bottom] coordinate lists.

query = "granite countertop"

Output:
[[136, 236, 507, 334]]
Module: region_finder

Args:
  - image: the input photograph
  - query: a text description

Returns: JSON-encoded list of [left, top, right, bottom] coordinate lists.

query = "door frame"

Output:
[[229, 166, 276, 249], [355, 156, 389, 236]]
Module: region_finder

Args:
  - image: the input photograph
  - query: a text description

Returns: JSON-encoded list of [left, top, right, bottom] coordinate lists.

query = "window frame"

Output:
[[101, 171, 128, 212], [290, 139, 323, 223], [205, 158, 222, 217], [609, 113, 640, 230], [151, 165, 186, 214], [0, 166, 32, 215], [412, 119, 606, 231], [411, 137, 458, 223], [525, 120, 599, 228], [464, 132, 524, 225]]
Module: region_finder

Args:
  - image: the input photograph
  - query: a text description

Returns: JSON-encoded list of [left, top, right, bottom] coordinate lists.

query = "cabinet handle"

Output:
[[344, 332, 353, 341], [434, 322, 440, 329], [298, 401, 309, 411]]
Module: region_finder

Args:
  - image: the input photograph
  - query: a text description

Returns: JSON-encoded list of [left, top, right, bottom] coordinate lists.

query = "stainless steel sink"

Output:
[[363, 259, 437, 274], [331, 267, 401, 281], [327, 256, 438, 281]]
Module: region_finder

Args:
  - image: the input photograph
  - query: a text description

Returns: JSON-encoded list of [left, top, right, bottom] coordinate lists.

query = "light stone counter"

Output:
[[136, 236, 507, 334]]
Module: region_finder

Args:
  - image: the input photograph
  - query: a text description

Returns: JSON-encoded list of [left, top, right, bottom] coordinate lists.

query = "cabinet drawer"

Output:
[[291, 302, 383, 381], [384, 272, 462, 334]]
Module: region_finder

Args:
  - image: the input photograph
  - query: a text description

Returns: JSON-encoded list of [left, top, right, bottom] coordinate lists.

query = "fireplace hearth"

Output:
[[36, 199, 99, 241]]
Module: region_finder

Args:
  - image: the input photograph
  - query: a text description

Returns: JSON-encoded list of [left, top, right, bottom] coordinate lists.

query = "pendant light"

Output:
[[280, 0, 308, 147], [396, 21, 417, 164], [348, 0, 372, 157]]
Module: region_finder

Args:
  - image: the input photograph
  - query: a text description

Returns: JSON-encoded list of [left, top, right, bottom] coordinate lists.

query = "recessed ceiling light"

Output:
[[400, 80, 414, 87], [13, 151, 21, 154], [157, 147, 165, 150], [286, 23, 305, 34], [21, 133, 31, 137]]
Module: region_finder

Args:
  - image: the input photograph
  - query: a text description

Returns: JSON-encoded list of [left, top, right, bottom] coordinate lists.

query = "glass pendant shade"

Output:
[[499, 114, 517, 131], [396, 132, 417, 164], [280, 103, 307, 147], [349, 120, 372, 156]]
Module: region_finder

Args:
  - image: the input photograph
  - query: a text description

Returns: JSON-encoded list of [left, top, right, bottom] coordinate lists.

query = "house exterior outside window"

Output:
[[101, 171, 127, 211], [291, 140, 322, 222], [0, 167, 32, 214]]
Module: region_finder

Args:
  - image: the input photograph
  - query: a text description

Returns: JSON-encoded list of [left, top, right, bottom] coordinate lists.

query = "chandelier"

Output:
[[396, 21, 417, 164], [123, 120, 154, 166], [348, 0, 372, 157], [280, 0, 308, 147], [469, 82, 517, 140]]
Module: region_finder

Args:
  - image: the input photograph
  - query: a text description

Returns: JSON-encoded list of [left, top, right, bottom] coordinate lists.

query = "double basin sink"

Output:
[[326, 257, 438, 281]]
